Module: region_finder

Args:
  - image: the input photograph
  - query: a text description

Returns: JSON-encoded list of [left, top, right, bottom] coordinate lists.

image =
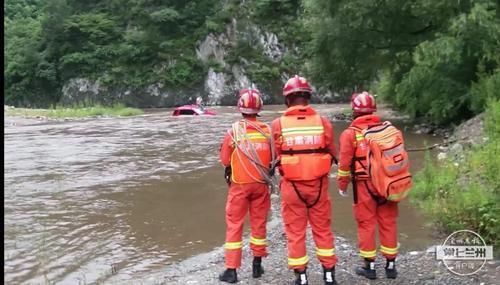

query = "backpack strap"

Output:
[[348, 126, 368, 176], [349, 126, 386, 204]]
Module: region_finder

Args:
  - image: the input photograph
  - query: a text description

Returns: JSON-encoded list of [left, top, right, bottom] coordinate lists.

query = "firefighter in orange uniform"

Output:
[[219, 88, 274, 283], [272, 75, 338, 285], [337, 92, 398, 280]]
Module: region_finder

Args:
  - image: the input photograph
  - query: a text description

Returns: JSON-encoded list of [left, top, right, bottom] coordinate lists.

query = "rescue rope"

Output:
[[406, 139, 458, 152], [228, 119, 279, 193]]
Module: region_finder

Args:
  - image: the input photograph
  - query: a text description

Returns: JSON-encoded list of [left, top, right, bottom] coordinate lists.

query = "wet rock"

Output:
[[329, 113, 351, 121], [413, 123, 434, 134], [196, 33, 228, 66], [205, 68, 227, 105], [449, 143, 464, 159], [450, 113, 485, 146], [437, 152, 447, 160]]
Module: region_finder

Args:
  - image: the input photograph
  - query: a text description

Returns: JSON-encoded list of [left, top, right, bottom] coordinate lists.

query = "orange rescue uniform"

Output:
[[337, 114, 399, 260], [220, 117, 272, 269], [272, 105, 338, 271]]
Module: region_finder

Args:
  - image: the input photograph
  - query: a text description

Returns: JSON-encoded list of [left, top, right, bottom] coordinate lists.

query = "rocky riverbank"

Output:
[[129, 194, 498, 285], [434, 113, 487, 162]]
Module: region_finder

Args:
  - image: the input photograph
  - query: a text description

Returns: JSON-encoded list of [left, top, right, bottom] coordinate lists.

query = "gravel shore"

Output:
[[157, 195, 498, 285]]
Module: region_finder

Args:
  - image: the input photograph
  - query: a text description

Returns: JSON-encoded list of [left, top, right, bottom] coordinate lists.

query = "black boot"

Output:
[[219, 268, 237, 283], [323, 266, 338, 285], [355, 258, 377, 280], [252, 257, 264, 278], [293, 269, 308, 285], [385, 259, 397, 279]]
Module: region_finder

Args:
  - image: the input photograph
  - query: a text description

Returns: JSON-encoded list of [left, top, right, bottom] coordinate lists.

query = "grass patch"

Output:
[[5, 104, 144, 119], [411, 99, 500, 251]]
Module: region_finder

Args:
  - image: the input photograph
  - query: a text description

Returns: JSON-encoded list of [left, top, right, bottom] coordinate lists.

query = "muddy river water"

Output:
[[4, 104, 443, 284]]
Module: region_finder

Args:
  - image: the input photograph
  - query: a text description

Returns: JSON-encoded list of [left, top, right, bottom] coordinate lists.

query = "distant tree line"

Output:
[[5, 0, 499, 124]]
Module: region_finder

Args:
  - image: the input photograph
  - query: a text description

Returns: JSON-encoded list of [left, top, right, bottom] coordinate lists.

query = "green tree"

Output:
[[304, 0, 499, 124]]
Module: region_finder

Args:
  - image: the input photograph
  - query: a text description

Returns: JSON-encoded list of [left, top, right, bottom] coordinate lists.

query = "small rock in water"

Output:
[[409, 251, 420, 256]]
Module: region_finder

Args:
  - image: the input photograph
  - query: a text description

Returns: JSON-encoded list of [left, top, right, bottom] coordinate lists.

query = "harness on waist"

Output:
[[290, 177, 325, 209], [281, 148, 329, 155]]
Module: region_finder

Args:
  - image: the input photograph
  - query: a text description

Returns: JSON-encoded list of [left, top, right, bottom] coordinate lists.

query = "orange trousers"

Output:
[[224, 182, 270, 269], [280, 176, 337, 270], [353, 180, 399, 260]]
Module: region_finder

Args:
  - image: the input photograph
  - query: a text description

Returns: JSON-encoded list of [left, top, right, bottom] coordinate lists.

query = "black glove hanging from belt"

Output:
[[331, 155, 338, 166], [224, 166, 232, 186]]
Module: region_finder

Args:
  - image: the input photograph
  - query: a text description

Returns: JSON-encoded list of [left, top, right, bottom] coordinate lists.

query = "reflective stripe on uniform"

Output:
[[315, 247, 335, 257], [281, 126, 324, 136], [288, 255, 309, 266], [380, 245, 399, 255], [225, 241, 243, 250], [337, 169, 351, 177], [355, 134, 364, 141], [359, 249, 377, 258], [249, 236, 267, 246], [234, 133, 267, 141]]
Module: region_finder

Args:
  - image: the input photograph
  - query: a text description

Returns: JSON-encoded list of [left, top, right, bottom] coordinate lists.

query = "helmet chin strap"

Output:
[[242, 113, 257, 118]]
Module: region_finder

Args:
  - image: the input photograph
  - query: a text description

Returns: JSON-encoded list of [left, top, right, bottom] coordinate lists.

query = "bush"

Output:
[[470, 69, 500, 115], [411, 100, 500, 251]]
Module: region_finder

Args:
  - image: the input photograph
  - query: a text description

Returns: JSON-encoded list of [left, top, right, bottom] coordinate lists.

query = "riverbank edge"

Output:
[[155, 110, 498, 284], [3, 104, 144, 120], [410, 101, 499, 255], [107, 193, 497, 285]]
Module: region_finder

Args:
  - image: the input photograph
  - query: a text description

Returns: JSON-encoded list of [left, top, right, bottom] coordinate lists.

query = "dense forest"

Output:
[[4, 0, 500, 124]]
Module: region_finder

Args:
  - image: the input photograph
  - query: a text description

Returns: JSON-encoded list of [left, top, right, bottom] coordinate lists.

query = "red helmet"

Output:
[[351, 91, 376, 114], [282, 75, 313, 97], [238, 88, 263, 114]]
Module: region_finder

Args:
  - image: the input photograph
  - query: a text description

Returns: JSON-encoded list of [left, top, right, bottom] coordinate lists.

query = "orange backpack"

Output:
[[362, 121, 412, 202]]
